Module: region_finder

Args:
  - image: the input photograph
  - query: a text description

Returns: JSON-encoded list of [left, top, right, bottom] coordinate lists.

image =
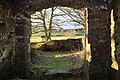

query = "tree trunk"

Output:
[[88, 8, 116, 80], [48, 32, 51, 41]]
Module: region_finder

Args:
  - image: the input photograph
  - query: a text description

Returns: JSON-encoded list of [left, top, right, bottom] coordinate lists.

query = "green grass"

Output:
[[32, 52, 67, 69], [32, 62, 66, 69], [32, 51, 84, 70], [30, 34, 84, 42], [30, 34, 42, 42], [31, 32, 84, 70]]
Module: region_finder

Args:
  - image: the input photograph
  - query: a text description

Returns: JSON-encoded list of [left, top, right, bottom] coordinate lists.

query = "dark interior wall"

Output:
[[14, 16, 31, 78], [88, 8, 116, 80], [28, 0, 110, 12], [114, 0, 120, 79], [0, 0, 29, 15]]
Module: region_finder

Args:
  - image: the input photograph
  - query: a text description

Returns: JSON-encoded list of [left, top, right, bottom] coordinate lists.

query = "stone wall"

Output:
[[39, 39, 83, 51], [114, 0, 120, 79], [14, 16, 31, 78], [88, 8, 116, 80], [0, 0, 118, 79]]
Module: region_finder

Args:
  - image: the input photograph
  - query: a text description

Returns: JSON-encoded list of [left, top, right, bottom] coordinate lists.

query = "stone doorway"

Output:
[[0, 0, 119, 80]]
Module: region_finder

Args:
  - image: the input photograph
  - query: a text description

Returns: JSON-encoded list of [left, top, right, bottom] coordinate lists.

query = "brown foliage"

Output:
[[40, 38, 83, 51]]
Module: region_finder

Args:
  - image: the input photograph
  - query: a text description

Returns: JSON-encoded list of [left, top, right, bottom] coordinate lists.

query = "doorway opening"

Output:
[[30, 7, 88, 80]]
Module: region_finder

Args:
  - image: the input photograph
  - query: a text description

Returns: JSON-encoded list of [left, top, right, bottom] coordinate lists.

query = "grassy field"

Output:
[[32, 51, 84, 70], [31, 32, 85, 70], [30, 33, 84, 42]]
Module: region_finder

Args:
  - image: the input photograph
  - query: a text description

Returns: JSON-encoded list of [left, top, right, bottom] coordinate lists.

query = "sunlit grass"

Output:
[[30, 34, 42, 42], [55, 51, 84, 59], [51, 36, 84, 40], [31, 32, 85, 70], [32, 51, 84, 70], [30, 34, 84, 42]]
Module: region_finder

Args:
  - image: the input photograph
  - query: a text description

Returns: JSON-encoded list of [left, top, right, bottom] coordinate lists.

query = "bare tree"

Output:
[[31, 7, 57, 41], [31, 7, 85, 41], [57, 7, 85, 28]]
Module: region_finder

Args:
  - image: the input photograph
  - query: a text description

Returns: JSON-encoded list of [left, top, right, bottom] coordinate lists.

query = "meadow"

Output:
[[30, 32, 84, 42], [32, 51, 84, 70], [31, 31, 85, 70]]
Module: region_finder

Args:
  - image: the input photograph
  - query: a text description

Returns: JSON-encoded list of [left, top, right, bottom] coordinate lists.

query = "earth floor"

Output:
[[30, 50, 87, 80]]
